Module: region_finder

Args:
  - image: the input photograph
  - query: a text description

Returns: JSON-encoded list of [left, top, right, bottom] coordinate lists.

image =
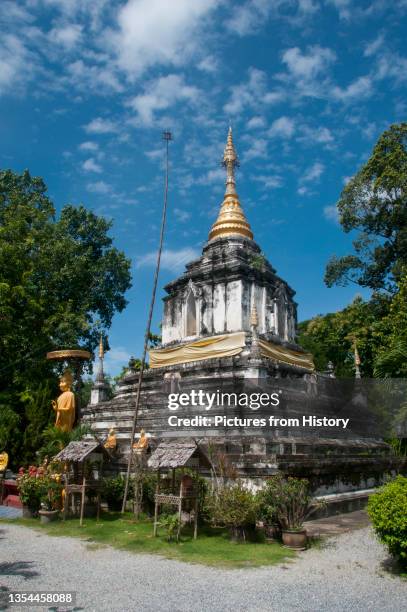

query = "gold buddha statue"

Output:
[[52, 370, 75, 432], [104, 428, 117, 450], [133, 428, 149, 452], [0, 451, 8, 473]]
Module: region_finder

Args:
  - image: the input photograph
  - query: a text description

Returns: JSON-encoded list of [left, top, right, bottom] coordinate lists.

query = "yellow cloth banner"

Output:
[[259, 339, 315, 371], [149, 332, 246, 368]]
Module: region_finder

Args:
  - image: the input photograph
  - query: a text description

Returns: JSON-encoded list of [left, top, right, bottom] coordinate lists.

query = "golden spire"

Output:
[[99, 334, 104, 360], [354, 339, 361, 379], [250, 303, 259, 328], [208, 127, 253, 241]]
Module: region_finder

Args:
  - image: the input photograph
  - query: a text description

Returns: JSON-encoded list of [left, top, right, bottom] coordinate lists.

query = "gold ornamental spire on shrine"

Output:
[[208, 127, 253, 241], [99, 334, 104, 359]]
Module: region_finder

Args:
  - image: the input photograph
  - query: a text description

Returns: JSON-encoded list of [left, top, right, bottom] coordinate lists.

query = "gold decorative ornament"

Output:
[[133, 428, 149, 452], [250, 304, 259, 328], [46, 349, 92, 361], [0, 451, 9, 472], [98, 335, 104, 360], [51, 369, 76, 432], [104, 428, 117, 450], [208, 127, 254, 241]]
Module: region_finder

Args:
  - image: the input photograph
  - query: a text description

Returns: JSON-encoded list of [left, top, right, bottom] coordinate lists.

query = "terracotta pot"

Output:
[[38, 509, 59, 524], [282, 529, 307, 550]]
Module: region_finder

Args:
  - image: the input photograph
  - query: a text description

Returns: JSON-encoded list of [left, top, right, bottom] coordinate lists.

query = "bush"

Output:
[[204, 482, 258, 540], [158, 513, 180, 541], [102, 475, 133, 508], [367, 475, 407, 568], [17, 465, 62, 512]]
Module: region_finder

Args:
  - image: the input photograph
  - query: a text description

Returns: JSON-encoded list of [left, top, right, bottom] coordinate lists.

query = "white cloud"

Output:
[[247, 116, 266, 129], [0, 34, 32, 95], [79, 141, 99, 152], [173, 208, 191, 222], [243, 139, 268, 161], [136, 247, 200, 272], [331, 76, 373, 102], [67, 59, 124, 93], [224, 68, 283, 116], [197, 55, 218, 73], [375, 52, 407, 84], [84, 117, 118, 134], [323, 204, 339, 222], [253, 174, 283, 188], [196, 168, 225, 186], [82, 158, 102, 173], [110, 0, 219, 79], [364, 34, 385, 57], [300, 162, 325, 183], [298, 125, 334, 144], [129, 74, 199, 126], [226, 0, 318, 36], [298, 0, 319, 13], [226, 0, 271, 36], [49, 24, 82, 49], [327, 0, 352, 20], [282, 45, 335, 81], [86, 180, 111, 194], [268, 116, 295, 139], [103, 346, 132, 375]]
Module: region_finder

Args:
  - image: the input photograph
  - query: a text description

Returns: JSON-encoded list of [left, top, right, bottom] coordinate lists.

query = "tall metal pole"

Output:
[[121, 131, 173, 513]]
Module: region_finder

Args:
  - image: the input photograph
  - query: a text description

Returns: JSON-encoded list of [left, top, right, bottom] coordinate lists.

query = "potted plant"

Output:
[[256, 487, 282, 542], [261, 475, 319, 550], [38, 475, 62, 524]]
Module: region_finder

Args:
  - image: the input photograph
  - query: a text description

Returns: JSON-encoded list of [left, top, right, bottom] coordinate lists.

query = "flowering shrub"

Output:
[[17, 466, 63, 512]]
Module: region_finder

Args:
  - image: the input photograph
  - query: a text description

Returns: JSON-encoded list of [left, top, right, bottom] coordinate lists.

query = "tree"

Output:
[[297, 294, 390, 377], [374, 271, 407, 377], [0, 169, 132, 465], [325, 123, 407, 293]]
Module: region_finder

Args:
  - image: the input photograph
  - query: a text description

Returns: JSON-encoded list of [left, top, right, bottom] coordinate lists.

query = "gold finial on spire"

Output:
[[353, 339, 361, 379], [99, 334, 104, 360], [208, 128, 253, 241], [250, 303, 259, 328]]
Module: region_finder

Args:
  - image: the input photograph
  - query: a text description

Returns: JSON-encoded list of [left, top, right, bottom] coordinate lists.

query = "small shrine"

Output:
[[148, 442, 211, 540], [54, 440, 109, 526]]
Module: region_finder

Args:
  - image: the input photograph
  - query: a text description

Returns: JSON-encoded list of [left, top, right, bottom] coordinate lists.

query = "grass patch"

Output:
[[1, 513, 295, 568]]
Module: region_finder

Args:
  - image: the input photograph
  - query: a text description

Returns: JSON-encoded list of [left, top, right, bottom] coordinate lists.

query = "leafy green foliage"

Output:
[[260, 475, 318, 531], [37, 424, 91, 463], [157, 513, 181, 541], [325, 123, 407, 293], [102, 475, 134, 507], [0, 169, 131, 466], [374, 271, 407, 377], [367, 476, 407, 568], [298, 294, 390, 376], [204, 482, 258, 539]]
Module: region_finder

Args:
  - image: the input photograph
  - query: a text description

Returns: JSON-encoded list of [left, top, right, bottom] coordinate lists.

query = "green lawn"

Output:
[[2, 513, 295, 568]]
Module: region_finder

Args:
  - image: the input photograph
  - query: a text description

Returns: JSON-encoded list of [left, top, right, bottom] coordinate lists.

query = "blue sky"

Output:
[[1, 0, 406, 375]]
